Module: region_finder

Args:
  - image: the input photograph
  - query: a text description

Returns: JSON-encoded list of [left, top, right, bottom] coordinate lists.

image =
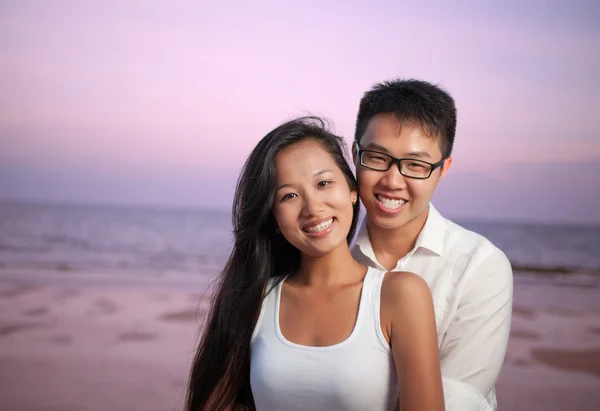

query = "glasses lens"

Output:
[[361, 151, 392, 170], [400, 159, 432, 178]]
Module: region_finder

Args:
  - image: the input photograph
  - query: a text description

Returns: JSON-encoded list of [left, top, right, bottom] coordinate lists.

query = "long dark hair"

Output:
[[186, 116, 360, 410]]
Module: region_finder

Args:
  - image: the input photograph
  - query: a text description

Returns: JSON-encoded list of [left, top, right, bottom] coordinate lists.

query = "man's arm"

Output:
[[440, 248, 513, 410]]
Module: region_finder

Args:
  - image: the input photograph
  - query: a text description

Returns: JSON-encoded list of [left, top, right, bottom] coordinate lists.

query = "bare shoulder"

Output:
[[381, 271, 432, 308], [380, 271, 436, 343], [381, 272, 434, 330], [380, 271, 435, 331]]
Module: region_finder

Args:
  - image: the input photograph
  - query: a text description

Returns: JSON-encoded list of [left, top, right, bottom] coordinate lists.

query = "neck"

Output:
[[367, 204, 430, 262], [296, 242, 363, 286]]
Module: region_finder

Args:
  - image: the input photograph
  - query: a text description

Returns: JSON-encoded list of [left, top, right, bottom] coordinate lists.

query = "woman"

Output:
[[186, 117, 444, 411]]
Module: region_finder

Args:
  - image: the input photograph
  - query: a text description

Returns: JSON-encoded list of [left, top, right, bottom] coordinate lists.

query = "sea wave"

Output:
[[511, 263, 600, 275], [0, 258, 598, 277]]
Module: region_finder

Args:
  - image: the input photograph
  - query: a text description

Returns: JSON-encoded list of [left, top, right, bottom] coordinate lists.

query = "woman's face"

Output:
[[272, 140, 357, 258]]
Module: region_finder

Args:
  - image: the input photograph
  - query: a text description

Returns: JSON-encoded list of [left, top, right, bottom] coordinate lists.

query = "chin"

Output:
[[302, 239, 347, 258], [367, 209, 413, 231]]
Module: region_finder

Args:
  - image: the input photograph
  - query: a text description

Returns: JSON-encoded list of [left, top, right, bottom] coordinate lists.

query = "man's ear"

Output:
[[352, 141, 360, 169], [439, 157, 453, 181]]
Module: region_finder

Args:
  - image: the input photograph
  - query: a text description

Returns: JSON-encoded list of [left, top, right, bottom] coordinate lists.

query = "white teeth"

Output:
[[305, 218, 334, 233], [377, 195, 406, 210]]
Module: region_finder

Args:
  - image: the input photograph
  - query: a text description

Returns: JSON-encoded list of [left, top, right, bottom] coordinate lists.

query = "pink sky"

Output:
[[1, 1, 599, 223]]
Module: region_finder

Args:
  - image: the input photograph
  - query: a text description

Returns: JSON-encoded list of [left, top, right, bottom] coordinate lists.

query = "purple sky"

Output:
[[1, 1, 599, 223]]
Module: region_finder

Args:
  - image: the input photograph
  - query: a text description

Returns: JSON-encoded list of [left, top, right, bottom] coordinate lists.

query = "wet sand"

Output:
[[0, 271, 211, 411], [0, 269, 599, 411], [496, 277, 600, 410]]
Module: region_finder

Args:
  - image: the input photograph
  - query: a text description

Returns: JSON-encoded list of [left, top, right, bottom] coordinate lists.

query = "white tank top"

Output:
[[250, 267, 398, 411]]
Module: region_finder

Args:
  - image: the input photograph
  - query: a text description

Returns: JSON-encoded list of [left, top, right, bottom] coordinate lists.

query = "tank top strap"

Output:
[[357, 266, 384, 316], [358, 266, 376, 308], [368, 268, 392, 352], [251, 276, 283, 343], [347, 267, 383, 348]]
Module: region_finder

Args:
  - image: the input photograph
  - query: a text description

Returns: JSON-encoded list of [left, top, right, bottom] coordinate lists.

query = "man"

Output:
[[350, 79, 513, 410]]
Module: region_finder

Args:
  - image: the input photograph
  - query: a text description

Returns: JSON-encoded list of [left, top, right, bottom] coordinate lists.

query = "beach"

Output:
[[0, 269, 599, 411], [0, 270, 211, 411], [496, 275, 600, 410]]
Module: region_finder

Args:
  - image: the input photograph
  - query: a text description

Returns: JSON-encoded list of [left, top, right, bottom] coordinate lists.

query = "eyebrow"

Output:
[[364, 144, 432, 159], [402, 150, 432, 159], [276, 169, 333, 191], [363, 143, 392, 154], [315, 169, 333, 176]]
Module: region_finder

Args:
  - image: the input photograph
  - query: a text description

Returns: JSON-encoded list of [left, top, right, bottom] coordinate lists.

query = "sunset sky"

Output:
[[1, 0, 599, 223]]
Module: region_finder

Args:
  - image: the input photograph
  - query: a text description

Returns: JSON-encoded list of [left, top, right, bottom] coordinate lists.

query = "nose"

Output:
[[379, 162, 407, 190], [302, 191, 325, 218]]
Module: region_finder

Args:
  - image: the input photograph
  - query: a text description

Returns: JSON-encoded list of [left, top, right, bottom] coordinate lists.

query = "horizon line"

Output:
[[1, 197, 599, 228]]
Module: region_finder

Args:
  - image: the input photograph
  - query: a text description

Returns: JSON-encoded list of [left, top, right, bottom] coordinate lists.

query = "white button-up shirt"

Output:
[[351, 203, 513, 411]]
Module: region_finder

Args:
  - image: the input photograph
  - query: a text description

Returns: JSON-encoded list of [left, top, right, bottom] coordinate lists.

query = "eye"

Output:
[[366, 154, 387, 163], [318, 180, 332, 188], [281, 193, 297, 201]]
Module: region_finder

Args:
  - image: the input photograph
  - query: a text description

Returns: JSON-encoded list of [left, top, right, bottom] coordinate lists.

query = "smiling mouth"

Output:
[[303, 218, 335, 233], [376, 195, 407, 210]]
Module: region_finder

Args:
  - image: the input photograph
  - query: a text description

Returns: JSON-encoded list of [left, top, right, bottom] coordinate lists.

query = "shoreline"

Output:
[[0, 270, 599, 411], [1, 266, 599, 290]]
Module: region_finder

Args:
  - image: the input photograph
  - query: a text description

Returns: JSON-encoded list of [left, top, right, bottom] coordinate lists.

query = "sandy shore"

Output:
[[496, 275, 600, 410], [0, 270, 212, 411], [0, 269, 599, 411]]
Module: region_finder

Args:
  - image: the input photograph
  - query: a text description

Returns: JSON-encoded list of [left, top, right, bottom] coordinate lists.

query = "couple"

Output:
[[186, 79, 513, 411]]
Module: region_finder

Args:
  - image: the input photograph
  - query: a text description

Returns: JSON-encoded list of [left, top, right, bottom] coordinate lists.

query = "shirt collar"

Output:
[[415, 203, 445, 256], [353, 202, 446, 260]]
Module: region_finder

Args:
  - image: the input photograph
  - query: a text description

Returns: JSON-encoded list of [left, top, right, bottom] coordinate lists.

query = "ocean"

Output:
[[1, 202, 599, 280]]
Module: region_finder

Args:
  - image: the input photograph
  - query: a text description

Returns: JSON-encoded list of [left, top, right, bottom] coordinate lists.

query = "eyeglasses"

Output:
[[357, 147, 446, 179]]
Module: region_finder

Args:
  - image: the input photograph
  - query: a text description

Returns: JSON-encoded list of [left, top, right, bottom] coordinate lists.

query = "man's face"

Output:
[[354, 113, 452, 232]]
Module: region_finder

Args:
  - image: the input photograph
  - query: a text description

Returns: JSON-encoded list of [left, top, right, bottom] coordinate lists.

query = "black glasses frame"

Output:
[[357, 146, 446, 180]]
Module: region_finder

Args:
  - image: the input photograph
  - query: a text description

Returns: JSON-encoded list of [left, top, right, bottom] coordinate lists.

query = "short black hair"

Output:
[[354, 79, 457, 158]]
